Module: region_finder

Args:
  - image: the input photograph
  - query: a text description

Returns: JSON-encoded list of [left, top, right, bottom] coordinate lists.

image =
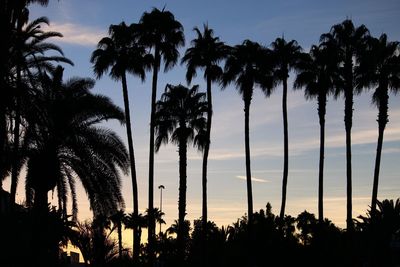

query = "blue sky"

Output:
[[6, 0, 400, 246]]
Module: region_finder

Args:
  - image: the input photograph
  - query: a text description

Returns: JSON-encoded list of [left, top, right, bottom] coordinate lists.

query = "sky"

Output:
[[4, 0, 400, 249]]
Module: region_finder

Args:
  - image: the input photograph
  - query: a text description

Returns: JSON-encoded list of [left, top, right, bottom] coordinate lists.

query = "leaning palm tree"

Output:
[[91, 21, 150, 260], [294, 44, 339, 223], [135, 8, 185, 254], [222, 40, 271, 227], [269, 37, 306, 219], [154, 84, 207, 261], [181, 24, 229, 238], [320, 19, 370, 230], [356, 34, 400, 214]]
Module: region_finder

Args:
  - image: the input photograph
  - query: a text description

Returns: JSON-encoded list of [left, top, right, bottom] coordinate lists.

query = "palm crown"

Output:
[[223, 40, 270, 101], [182, 24, 229, 83], [295, 44, 339, 99], [91, 22, 151, 81], [136, 7, 185, 71], [154, 84, 207, 151], [270, 37, 305, 85]]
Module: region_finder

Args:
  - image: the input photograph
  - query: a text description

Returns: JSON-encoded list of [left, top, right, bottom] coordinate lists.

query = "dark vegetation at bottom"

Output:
[[1, 200, 399, 267]]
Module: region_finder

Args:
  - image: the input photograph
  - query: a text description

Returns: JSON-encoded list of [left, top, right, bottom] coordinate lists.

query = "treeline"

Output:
[[0, 1, 399, 267]]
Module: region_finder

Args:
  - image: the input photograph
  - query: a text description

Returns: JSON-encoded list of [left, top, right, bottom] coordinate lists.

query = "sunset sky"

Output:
[[4, 0, 400, 248]]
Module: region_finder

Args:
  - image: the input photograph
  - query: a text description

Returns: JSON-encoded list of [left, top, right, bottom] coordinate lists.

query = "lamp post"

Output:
[[158, 185, 165, 234]]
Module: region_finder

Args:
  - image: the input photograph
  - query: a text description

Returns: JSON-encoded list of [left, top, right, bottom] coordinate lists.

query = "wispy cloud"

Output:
[[382, 147, 400, 154], [43, 22, 104, 47], [236, 175, 269, 183]]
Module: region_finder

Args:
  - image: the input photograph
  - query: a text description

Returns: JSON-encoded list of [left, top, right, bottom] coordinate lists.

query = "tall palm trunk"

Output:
[[344, 88, 353, 231], [243, 96, 253, 224], [317, 93, 327, 223], [120, 73, 140, 259], [201, 75, 212, 262], [244, 94, 254, 267], [343, 54, 354, 231], [148, 47, 160, 261], [371, 88, 388, 214], [178, 134, 188, 262], [280, 77, 289, 219]]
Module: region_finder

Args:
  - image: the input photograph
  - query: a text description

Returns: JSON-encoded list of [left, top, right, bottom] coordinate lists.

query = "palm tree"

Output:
[[136, 8, 185, 254], [153, 207, 166, 235], [109, 210, 126, 259], [9, 14, 72, 206], [71, 219, 120, 267], [356, 34, 400, 214], [91, 21, 150, 259], [181, 24, 229, 240], [154, 84, 207, 261], [357, 198, 400, 265], [222, 40, 271, 226], [23, 66, 128, 264], [294, 44, 339, 223], [25, 66, 129, 218], [269, 37, 306, 219], [124, 212, 148, 255], [321, 20, 370, 230]]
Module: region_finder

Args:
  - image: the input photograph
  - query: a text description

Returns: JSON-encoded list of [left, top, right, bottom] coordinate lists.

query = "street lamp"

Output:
[[158, 185, 165, 234]]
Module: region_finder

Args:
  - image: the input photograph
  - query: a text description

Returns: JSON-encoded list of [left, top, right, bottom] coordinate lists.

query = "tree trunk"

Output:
[[318, 93, 326, 223], [371, 88, 388, 214], [148, 47, 160, 263], [118, 222, 123, 258], [201, 75, 212, 264], [243, 97, 253, 224], [280, 77, 289, 219], [343, 53, 354, 232], [344, 89, 353, 231], [120, 73, 140, 260], [244, 95, 254, 267], [178, 135, 188, 263], [32, 186, 51, 265]]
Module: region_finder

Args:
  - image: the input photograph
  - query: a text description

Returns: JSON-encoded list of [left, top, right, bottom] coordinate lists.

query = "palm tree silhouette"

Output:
[[23, 66, 129, 263], [356, 34, 400, 214], [181, 24, 229, 259], [71, 219, 120, 266], [269, 37, 305, 219], [136, 8, 185, 255], [154, 84, 207, 261], [25, 66, 129, 218], [109, 209, 126, 259], [124, 211, 148, 254], [153, 207, 166, 234], [321, 19, 370, 230], [223, 40, 271, 226], [295, 44, 339, 223], [9, 14, 72, 206], [91, 21, 151, 260]]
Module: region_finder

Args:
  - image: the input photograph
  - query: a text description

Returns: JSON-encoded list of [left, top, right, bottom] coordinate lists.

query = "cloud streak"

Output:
[[236, 175, 269, 183], [44, 22, 104, 47]]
